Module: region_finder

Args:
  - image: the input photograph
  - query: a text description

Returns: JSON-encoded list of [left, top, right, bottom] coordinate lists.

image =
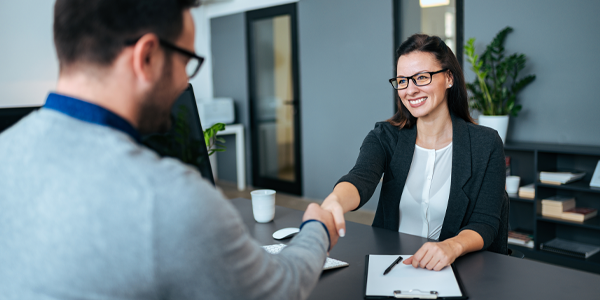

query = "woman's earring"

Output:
[[448, 84, 452, 88]]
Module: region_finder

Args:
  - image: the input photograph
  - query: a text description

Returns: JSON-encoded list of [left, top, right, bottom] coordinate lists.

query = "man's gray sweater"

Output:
[[0, 108, 328, 300]]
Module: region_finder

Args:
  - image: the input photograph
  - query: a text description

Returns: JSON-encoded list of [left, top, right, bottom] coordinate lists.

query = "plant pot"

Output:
[[478, 115, 509, 144]]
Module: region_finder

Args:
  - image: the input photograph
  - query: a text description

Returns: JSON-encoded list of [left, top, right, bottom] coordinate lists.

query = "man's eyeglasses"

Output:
[[125, 37, 204, 79], [389, 68, 448, 90]]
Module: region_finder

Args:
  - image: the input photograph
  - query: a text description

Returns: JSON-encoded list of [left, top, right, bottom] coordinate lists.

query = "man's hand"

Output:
[[303, 203, 340, 249]]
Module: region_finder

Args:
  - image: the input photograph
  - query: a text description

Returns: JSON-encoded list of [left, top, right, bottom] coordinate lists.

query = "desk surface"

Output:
[[230, 198, 600, 300]]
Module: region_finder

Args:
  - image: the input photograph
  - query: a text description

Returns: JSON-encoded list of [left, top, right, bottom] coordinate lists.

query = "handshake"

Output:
[[302, 200, 347, 250], [303, 185, 357, 251], [302, 203, 341, 249]]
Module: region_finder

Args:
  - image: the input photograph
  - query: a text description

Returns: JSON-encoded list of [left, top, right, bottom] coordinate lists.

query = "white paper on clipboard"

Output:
[[366, 255, 463, 298]]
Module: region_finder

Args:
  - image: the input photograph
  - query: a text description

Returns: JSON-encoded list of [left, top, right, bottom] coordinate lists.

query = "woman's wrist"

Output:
[[444, 238, 465, 258], [322, 193, 341, 208]]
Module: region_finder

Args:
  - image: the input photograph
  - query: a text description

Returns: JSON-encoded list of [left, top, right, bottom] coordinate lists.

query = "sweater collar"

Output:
[[43, 92, 141, 143]]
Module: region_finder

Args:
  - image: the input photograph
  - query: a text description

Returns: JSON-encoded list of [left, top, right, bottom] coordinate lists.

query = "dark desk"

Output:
[[231, 198, 600, 299]]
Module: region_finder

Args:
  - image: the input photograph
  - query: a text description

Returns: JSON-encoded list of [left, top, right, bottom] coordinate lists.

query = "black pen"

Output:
[[383, 255, 403, 275]]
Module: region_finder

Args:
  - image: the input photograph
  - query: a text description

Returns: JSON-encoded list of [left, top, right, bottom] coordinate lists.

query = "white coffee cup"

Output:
[[250, 189, 276, 223], [506, 176, 521, 194]]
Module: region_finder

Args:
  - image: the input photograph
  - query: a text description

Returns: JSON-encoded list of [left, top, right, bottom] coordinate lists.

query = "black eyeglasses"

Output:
[[389, 68, 448, 90], [125, 37, 204, 79]]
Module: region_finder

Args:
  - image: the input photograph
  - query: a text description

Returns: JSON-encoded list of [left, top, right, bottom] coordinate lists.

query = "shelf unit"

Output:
[[504, 142, 600, 274]]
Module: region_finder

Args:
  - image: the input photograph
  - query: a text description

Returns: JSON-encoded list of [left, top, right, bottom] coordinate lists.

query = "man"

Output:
[[0, 1, 339, 299]]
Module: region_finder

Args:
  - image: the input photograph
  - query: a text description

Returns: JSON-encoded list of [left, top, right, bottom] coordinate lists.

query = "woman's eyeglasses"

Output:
[[389, 68, 448, 90]]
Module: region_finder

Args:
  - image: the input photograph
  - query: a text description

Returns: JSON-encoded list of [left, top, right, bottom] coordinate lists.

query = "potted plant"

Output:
[[204, 122, 226, 156], [464, 26, 536, 144]]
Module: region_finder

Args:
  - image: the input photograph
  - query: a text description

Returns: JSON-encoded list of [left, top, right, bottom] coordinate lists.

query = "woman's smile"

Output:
[[408, 96, 427, 107]]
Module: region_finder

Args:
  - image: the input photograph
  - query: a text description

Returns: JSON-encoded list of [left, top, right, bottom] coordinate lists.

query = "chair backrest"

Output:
[[508, 248, 525, 259], [486, 191, 510, 255], [0, 106, 41, 134], [142, 84, 215, 186]]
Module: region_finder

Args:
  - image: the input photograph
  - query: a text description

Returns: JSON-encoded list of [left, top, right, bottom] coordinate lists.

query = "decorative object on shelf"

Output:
[[505, 156, 511, 177], [561, 207, 598, 222], [539, 171, 586, 185], [464, 27, 536, 144], [591, 160, 600, 188], [517, 183, 535, 199], [508, 231, 534, 248], [540, 238, 600, 259], [506, 175, 520, 194], [203, 122, 226, 156], [541, 195, 576, 218]]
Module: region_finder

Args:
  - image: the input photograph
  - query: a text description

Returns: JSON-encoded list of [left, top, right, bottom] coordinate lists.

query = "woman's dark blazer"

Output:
[[337, 114, 508, 254]]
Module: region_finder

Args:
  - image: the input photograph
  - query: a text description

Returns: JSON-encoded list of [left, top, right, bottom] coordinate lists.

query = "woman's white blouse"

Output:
[[398, 143, 452, 240]]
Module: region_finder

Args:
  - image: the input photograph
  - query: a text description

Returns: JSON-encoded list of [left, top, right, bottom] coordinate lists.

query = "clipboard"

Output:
[[364, 255, 468, 299]]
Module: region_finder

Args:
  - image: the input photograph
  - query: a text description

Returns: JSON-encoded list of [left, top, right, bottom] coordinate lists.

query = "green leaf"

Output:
[[513, 75, 536, 94], [464, 26, 534, 117], [203, 123, 227, 156]]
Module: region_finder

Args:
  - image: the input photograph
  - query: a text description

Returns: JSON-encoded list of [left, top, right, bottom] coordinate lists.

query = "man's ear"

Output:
[[131, 33, 162, 84]]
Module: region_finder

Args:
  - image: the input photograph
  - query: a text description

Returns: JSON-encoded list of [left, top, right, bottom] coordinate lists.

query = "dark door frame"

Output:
[[246, 3, 303, 195]]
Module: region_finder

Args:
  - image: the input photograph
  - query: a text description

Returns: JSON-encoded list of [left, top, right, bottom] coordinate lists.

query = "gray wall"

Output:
[[298, 0, 394, 210], [465, 0, 600, 146], [0, 0, 57, 108], [210, 0, 394, 211], [210, 13, 253, 184]]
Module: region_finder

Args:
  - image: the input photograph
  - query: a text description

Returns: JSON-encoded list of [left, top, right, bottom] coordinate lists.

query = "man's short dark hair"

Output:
[[53, 0, 200, 69]]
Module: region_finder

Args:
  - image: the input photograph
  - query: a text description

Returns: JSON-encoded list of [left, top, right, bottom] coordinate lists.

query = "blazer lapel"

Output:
[[440, 115, 472, 240], [385, 125, 416, 230]]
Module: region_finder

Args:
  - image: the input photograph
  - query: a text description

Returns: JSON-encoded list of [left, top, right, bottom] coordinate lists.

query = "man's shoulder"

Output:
[[4, 108, 210, 193]]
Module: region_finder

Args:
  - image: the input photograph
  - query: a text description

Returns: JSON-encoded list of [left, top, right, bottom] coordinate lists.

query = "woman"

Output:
[[321, 34, 508, 271]]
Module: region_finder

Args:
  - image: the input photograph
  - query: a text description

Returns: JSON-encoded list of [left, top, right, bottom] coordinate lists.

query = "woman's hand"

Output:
[[403, 241, 461, 271], [403, 240, 462, 271], [321, 194, 347, 237], [320, 182, 361, 238], [403, 230, 484, 271]]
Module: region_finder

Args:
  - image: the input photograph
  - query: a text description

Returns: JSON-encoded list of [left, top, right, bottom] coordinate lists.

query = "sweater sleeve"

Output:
[[154, 164, 328, 300], [459, 132, 506, 250], [336, 123, 391, 210]]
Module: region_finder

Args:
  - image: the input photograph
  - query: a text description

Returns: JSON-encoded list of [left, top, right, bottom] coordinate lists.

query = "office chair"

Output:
[[506, 190, 525, 259], [508, 248, 525, 259], [0, 106, 41, 134]]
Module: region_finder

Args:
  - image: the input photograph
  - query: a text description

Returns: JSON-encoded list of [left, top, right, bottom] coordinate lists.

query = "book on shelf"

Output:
[[508, 231, 534, 248], [541, 195, 576, 218], [561, 207, 598, 222], [540, 238, 600, 259], [517, 183, 535, 199], [541, 210, 563, 219], [541, 195, 575, 206], [541, 195, 575, 208], [539, 171, 585, 185]]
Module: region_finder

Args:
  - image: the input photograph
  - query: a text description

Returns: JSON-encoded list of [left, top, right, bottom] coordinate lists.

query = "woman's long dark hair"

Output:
[[387, 34, 474, 128]]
